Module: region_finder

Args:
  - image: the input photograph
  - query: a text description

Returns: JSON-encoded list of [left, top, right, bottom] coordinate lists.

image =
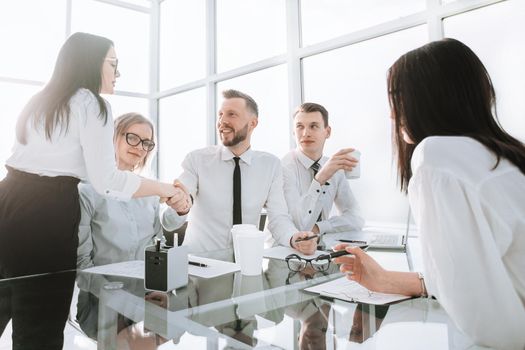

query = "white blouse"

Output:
[[409, 136, 525, 349], [7, 88, 140, 200], [76, 183, 162, 269]]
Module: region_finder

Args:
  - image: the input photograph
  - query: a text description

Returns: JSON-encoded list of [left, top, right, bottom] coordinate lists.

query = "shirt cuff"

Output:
[[308, 179, 323, 196], [161, 206, 188, 231], [286, 232, 295, 248], [103, 173, 141, 201]]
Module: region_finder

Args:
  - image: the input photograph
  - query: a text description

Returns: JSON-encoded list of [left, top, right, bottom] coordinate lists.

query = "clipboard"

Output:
[[304, 277, 412, 305]]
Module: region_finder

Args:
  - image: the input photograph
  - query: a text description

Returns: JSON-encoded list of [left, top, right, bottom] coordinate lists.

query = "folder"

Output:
[[304, 277, 412, 305]]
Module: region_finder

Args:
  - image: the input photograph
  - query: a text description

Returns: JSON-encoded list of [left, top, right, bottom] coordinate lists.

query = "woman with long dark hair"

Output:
[[0, 32, 187, 349], [334, 38, 525, 349]]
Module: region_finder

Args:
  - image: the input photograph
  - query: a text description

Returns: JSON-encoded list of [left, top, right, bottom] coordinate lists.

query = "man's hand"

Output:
[[290, 231, 317, 255], [315, 148, 358, 184], [166, 180, 192, 215]]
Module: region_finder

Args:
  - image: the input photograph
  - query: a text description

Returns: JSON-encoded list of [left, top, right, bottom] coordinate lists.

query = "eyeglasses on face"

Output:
[[105, 58, 119, 75], [285, 253, 333, 272], [124, 132, 155, 152]]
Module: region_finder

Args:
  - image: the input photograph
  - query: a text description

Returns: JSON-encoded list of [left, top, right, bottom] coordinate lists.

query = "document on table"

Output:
[[263, 246, 326, 261], [187, 255, 240, 278], [83, 260, 144, 279], [304, 277, 412, 305], [83, 257, 240, 280]]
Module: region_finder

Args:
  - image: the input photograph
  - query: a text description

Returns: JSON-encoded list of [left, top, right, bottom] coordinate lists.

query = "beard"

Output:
[[221, 123, 249, 147]]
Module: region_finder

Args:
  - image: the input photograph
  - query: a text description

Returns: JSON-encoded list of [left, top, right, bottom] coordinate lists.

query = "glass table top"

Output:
[[0, 247, 483, 349]]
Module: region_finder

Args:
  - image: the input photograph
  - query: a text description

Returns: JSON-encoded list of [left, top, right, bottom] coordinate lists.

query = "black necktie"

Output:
[[233, 157, 242, 225], [310, 161, 322, 222], [310, 161, 320, 176]]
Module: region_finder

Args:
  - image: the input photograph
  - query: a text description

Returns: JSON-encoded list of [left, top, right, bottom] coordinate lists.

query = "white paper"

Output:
[[263, 246, 326, 261], [305, 277, 411, 305], [82, 256, 241, 280], [187, 255, 240, 278], [83, 260, 144, 279]]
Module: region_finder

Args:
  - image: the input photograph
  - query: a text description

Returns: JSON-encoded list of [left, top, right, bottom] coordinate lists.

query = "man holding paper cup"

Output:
[[281, 102, 364, 238], [161, 90, 316, 256]]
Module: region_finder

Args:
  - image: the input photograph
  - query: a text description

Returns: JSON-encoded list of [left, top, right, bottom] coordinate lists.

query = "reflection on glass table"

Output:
[[74, 248, 478, 349]]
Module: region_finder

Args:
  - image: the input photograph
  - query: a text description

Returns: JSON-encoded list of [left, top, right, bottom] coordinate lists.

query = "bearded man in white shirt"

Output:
[[162, 89, 316, 255], [281, 102, 364, 241]]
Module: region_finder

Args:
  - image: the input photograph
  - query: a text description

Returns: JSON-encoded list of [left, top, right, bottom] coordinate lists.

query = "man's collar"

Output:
[[295, 148, 325, 169], [221, 145, 253, 165]]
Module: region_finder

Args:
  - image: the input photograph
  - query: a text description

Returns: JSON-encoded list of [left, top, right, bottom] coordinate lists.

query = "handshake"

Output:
[[160, 180, 192, 215]]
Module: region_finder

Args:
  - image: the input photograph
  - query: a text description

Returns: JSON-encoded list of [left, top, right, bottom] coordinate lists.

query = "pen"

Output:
[[295, 234, 319, 243], [317, 245, 369, 260], [338, 239, 367, 244], [188, 261, 208, 268]]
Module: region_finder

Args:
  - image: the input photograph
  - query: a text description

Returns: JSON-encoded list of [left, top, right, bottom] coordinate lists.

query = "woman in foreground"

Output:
[[334, 38, 525, 349]]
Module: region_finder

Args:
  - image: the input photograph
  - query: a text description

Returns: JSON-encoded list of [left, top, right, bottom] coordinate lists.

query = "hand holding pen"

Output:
[[291, 231, 317, 255], [331, 243, 388, 293], [295, 234, 319, 243]]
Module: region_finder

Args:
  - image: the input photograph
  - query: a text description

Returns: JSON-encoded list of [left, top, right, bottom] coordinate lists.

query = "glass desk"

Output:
[[71, 248, 481, 350]]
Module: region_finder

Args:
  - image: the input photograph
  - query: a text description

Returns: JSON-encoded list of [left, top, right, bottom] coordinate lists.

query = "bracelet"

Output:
[[417, 272, 428, 297]]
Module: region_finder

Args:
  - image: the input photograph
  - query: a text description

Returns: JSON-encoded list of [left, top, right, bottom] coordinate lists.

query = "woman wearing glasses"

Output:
[[334, 38, 525, 349], [75, 112, 188, 339], [0, 32, 187, 349]]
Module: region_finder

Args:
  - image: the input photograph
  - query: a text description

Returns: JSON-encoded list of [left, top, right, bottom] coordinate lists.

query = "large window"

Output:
[[2, 0, 522, 231], [158, 88, 207, 182], [0, 83, 39, 179], [444, 0, 525, 142], [159, 0, 206, 90], [71, 0, 150, 93], [0, 0, 66, 82], [216, 0, 287, 72], [303, 26, 428, 224], [300, 0, 426, 46]]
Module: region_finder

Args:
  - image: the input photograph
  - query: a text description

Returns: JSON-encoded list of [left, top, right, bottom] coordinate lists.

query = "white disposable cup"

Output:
[[235, 231, 265, 276], [345, 150, 361, 179], [231, 224, 258, 263]]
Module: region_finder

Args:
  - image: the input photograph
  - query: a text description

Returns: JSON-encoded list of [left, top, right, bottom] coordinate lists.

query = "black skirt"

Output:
[[0, 166, 81, 350]]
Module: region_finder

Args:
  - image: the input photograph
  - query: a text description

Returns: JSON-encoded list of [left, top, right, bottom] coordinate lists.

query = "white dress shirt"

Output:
[[7, 88, 140, 200], [408, 136, 525, 349], [162, 145, 298, 253], [281, 149, 364, 234]]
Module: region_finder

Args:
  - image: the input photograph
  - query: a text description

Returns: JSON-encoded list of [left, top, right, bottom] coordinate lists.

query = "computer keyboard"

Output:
[[369, 234, 400, 246]]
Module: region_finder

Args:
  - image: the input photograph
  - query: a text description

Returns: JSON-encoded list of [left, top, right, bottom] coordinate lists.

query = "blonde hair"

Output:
[[114, 112, 155, 171]]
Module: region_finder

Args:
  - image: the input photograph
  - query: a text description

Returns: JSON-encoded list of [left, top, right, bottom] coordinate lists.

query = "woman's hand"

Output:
[[157, 182, 178, 203], [333, 244, 423, 296], [166, 180, 192, 215], [332, 244, 389, 293]]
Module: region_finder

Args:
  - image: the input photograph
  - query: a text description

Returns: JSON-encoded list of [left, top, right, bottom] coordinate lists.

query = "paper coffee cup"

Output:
[[345, 150, 361, 179], [231, 224, 258, 263], [235, 231, 265, 276]]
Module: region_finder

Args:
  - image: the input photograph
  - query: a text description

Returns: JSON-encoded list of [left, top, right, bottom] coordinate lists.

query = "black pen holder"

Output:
[[144, 245, 188, 292]]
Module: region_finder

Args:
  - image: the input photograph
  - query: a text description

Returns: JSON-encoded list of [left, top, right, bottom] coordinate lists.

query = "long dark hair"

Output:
[[16, 32, 113, 144], [388, 38, 525, 192]]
